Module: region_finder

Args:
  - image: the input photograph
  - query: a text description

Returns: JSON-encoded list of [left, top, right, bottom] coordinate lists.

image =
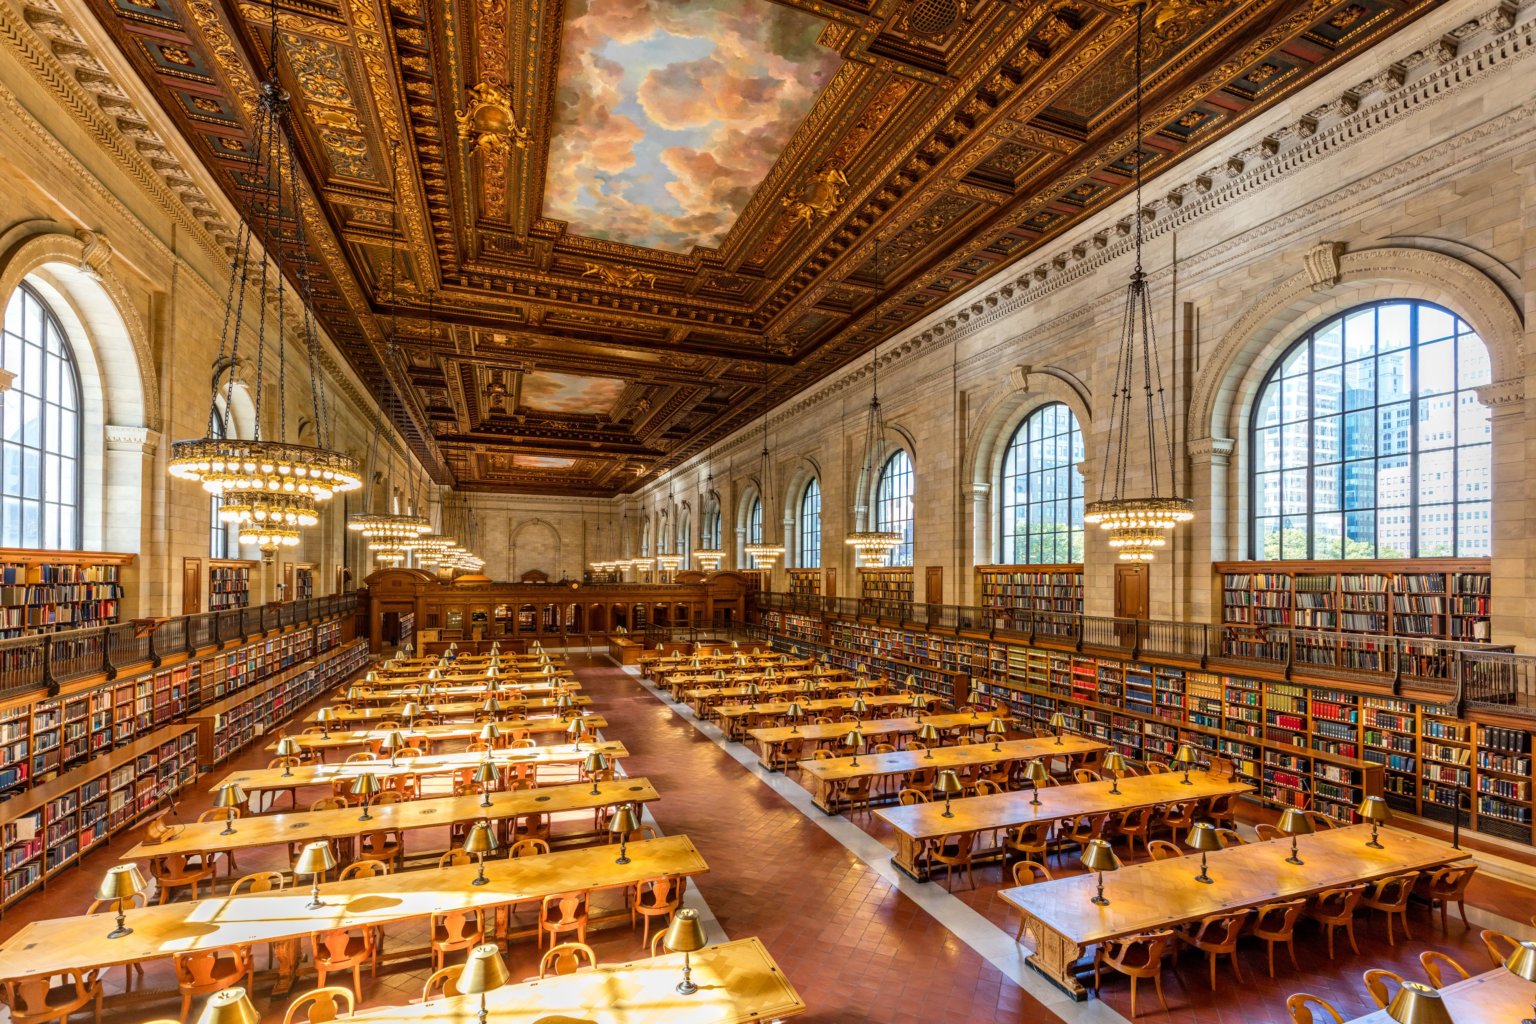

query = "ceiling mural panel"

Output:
[[78, 0, 1443, 494]]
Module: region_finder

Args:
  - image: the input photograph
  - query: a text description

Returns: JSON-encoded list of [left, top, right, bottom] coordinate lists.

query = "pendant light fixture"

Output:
[[693, 446, 724, 571], [1083, 4, 1193, 561], [407, 289, 456, 570], [846, 237, 904, 567], [169, 2, 360, 528], [743, 407, 784, 569]]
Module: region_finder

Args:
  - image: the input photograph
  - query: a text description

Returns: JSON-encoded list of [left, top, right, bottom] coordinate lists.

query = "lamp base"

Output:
[[1194, 872, 1213, 884], [616, 854, 631, 865], [471, 876, 489, 886], [1091, 895, 1110, 906], [220, 824, 236, 836], [306, 898, 325, 910], [1285, 855, 1304, 866], [1365, 839, 1384, 850], [676, 980, 699, 996], [107, 924, 133, 939]]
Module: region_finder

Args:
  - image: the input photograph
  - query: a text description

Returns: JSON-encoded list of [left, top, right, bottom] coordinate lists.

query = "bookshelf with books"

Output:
[[293, 564, 315, 601], [859, 567, 913, 603], [0, 549, 135, 639], [787, 569, 822, 597], [975, 565, 1084, 621], [209, 559, 256, 611]]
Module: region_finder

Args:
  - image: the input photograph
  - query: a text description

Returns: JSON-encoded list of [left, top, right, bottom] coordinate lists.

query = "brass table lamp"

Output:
[[295, 841, 336, 909], [909, 691, 927, 715], [464, 820, 497, 885], [851, 697, 869, 718], [917, 722, 940, 758], [1504, 939, 1536, 1024], [382, 730, 407, 768], [482, 697, 503, 718], [608, 803, 641, 865], [566, 717, 587, 750], [315, 707, 337, 737], [785, 703, 805, 733], [274, 737, 302, 777], [1186, 822, 1221, 884], [1173, 743, 1199, 785], [1081, 838, 1120, 906], [401, 702, 420, 729], [196, 987, 259, 1024], [1024, 759, 1050, 806], [556, 693, 575, 719], [986, 717, 1009, 751], [1102, 751, 1128, 795], [664, 908, 708, 995], [96, 863, 145, 938], [842, 728, 865, 767], [1358, 795, 1390, 849], [935, 769, 964, 818], [479, 721, 501, 745], [584, 751, 610, 795], [1277, 807, 1313, 865], [459, 942, 510, 1024], [1385, 980, 1453, 1024], [473, 760, 499, 809], [350, 772, 381, 821], [1049, 712, 1068, 745], [214, 782, 246, 836]]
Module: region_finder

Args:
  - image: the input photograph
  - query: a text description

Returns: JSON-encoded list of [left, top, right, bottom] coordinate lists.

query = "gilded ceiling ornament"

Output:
[[581, 263, 657, 289], [782, 167, 849, 228], [455, 82, 528, 155], [1103, 0, 1233, 33]]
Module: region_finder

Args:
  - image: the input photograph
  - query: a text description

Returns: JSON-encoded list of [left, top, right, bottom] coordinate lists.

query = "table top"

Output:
[[1346, 969, 1526, 1022], [682, 680, 848, 701], [716, 694, 930, 720], [874, 772, 1251, 841], [318, 695, 593, 720], [214, 740, 629, 791], [799, 735, 1105, 783], [751, 711, 998, 744], [343, 938, 805, 1024], [304, 696, 589, 724], [1001, 825, 1465, 945], [0, 835, 706, 980], [336, 680, 580, 702], [270, 715, 609, 752], [123, 777, 659, 860]]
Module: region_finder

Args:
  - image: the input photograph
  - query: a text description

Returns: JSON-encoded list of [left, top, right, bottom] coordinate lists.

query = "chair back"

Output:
[[539, 942, 597, 978], [542, 892, 588, 926], [1147, 840, 1183, 861], [1362, 968, 1405, 1009], [511, 838, 550, 858], [283, 985, 355, 1024], [316, 929, 360, 963], [1193, 910, 1247, 951], [1313, 884, 1366, 920], [1253, 899, 1307, 938], [1213, 827, 1246, 848], [1419, 950, 1469, 989], [438, 850, 470, 868], [1482, 927, 1520, 968], [1285, 993, 1344, 1024], [231, 871, 285, 895], [1426, 863, 1477, 898], [1011, 859, 1052, 885], [435, 909, 480, 943], [1369, 872, 1417, 909], [421, 966, 462, 1003]]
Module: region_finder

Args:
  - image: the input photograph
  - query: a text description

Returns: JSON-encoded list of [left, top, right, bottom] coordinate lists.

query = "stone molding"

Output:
[[1476, 378, 1527, 408], [104, 423, 158, 454], [1187, 437, 1236, 465]]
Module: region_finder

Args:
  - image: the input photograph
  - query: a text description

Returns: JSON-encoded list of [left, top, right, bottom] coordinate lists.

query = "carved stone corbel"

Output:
[[1303, 242, 1347, 288]]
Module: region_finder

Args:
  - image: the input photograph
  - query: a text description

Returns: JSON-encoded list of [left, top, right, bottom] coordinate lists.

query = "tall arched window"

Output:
[[1252, 300, 1491, 559], [209, 404, 232, 558], [1000, 403, 1085, 564], [2, 284, 82, 549], [703, 498, 721, 550], [876, 450, 913, 566], [798, 478, 821, 568], [678, 506, 691, 562], [747, 496, 763, 546]]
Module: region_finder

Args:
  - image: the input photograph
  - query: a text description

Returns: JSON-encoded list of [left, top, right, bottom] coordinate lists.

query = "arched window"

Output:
[[747, 496, 763, 545], [678, 506, 691, 561], [875, 450, 913, 566], [1252, 301, 1491, 559], [2, 284, 82, 549], [208, 404, 233, 558], [703, 498, 721, 550], [1000, 403, 1085, 564], [798, 478, 821, 568]]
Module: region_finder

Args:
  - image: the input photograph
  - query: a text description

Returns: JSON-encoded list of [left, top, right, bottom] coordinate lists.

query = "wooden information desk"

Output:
[[1001, 825, 1466, 998], [717, 694, 933, 741], [270, 715, 610, 755], [747, 712, 1001, 770], [1347, 969, 1526, 1022], [0, 836, 707, 994], [122, 777, 660, 862], [798, 735, 1106, 813], [214, 740, 629, 795], [875, 772, 1252, 879], [345, 938, 805, 1024]]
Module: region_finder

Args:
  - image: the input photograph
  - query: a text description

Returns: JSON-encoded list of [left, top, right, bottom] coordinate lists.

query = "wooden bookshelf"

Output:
[[209, 559, 257, 612], [286, 562, 314, 601], [0, 548, 134, 639], [975, 564, 1083, 619], [859, 567, 913, 603], [787, 569, 822, 597]]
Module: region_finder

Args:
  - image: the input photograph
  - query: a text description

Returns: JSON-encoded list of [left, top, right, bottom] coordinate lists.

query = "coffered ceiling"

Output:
[[84, 0, 1440, 494]]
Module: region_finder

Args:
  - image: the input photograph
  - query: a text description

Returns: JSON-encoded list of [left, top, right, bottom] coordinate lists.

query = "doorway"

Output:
[[1115, 564, 1149, 645]]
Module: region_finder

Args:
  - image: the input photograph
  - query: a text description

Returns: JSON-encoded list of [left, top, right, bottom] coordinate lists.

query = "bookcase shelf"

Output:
[[210, 559, 257, 612], [786, 569, 822, 597], [0, 549, 135, 639], [975, 564, 1084, 621], [859, 568, 913, 603]]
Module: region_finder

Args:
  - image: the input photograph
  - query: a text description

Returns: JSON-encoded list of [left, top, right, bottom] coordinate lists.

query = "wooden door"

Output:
[[282, 561, 294, 601], [182, 558, 201, 615], [925, 566, 944, 605], [824, 567, 836, 599], [1115, 564, 1149, 619]]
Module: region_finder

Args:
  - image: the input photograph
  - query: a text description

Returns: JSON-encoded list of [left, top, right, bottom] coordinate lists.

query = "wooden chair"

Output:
[[1303, 810, 1337, 831], [1144, 761, 1170, 774], [1285, 994, 1344, 1024], [1362, 968, 1405, 1010], [896, 788, 929, 805], [1055, 813, 1105, 860], [1011, 860, 1053, 940], [1309, 885, 1366, 958], [510, 838, 550, 858], [359, 830, 403, 870], [539, 892, 590, 949], [1003, 821, 1052, 869], [1249, 899, 1307, 978], [1414, 863, 1476, 931], [370, 791, 404, 806], [86, 894, 146, 990], [1419, 950, 1470, 989], [1204, 793, 1238, 829], [430, 909, 484, 971], [1254, 823, 1283, 842], [836, 774, 874, 818], [310, 927, 375, 1000], [310, 796, 348, 811], [438, 850, 470, 868], [174, 947, 252, 1024], [649, 931, 669, 957], [343, 752, 374, 764], [150, 852, 218, 904], [420, 966, 462, 1003], [262, 759, 301, 810], [338, 859, 390, 881], [1094, 930, 1177, 1018], [1157, 800, 1195, 841], [973, 779, 1005, 796], [283, 985, 354, 1024], [538, 942, 597, 978], [1180, 909, 1248, 989], [0, 970, 103, 1024], [632, 876, 682, 947], [1482, 927, 1520, 968], [1147, 840, 1183, 861], [926, 832, 976, 892], [1116, 806, 1153, 857], [1213, 827, 1246, 848], [1362, 871, 1418, 946], [1072, 768, 1101, 784]]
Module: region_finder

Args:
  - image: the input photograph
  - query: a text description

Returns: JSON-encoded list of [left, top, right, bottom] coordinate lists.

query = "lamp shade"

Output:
[[663, 908, 708, 953], [479, 722, 501, 742], [401, 702, 421, 719], [1102, 752, 1128, 775], [1358, 795, 1391, 823], [584, 752, 610, 775], [316, 708, 337, 723], [785, 703, 804, 720], [459, 942, 510, 995], [96, 863, 146, 902], [294, 841, 336, 876], [986, 718, 1009, 737], [1385, 980, 1453, 1024], [1277, 808, 1314, 836], [917, 723, 940, 744], [482, 698, 503, 714], [463, 821, 498, 857], [842, 729, 865, 749], [274, 737, 302, 758], [1080, 838, 1121, 873], [1049, 712, 1069, 730], [1023, 760, 1050, 785], [383, 730, 407, 750], [1173, 743, 1199, 766], [934, 769, 964, 796], [608, 803, 641, 837], [214, 783, 247, 809], [851, 698, 868, 715], [910, 692, 926, 708], [1185, 822, 1223, 852], [472, 761, 499, 785], [349, 773, 381, 798], [1505, 940, 1536, 981], [196, 987, 260, 1024]]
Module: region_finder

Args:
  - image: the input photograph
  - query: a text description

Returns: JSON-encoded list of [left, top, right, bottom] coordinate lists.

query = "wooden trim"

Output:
[[1213, 557, 1491, 574], [0, 548, 136, 566]]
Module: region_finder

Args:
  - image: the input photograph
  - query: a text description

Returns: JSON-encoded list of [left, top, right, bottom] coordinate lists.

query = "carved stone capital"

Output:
[[1475, 379, 1525, 410], [1187, 436, 1236, 465], [105, 424, 159, 455], [970, 482, 991, 502]]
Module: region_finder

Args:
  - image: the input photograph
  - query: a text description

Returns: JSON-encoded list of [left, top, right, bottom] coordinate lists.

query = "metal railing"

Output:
[[1462, 649, 1536, 713], [755, 591, 1514, 710], [0, 592, 358, 698]]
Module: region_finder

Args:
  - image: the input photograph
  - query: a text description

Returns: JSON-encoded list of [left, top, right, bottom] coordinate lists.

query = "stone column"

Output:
[[969, 482, 990, 604], [104, 425, 160, 615], [1186, 437, 1235, 625]]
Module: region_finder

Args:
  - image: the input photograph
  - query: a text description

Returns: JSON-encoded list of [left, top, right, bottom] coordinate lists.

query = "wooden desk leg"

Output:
[[271, 938, 302, 997], [1024, 920, 1088, 1000], [811, 778, 840, 814], [757, 740, 778, 772], [891, 833, 928, 881]]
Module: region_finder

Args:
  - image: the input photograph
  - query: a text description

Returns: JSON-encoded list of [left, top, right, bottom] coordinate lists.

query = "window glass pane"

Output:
[[1377, 303, 1412, 350], [876, 449, 914, 566], [1457, 502, 1490, 557], [1458, 332, 1491, 388], [1419, 505, 1454, 557], [1, 285, 83, 549], [998, 404, 1084, 566], [1344, 510, 1376, 559], [1417, 304, 1455, 344], [1418, 450, 1454, 505]]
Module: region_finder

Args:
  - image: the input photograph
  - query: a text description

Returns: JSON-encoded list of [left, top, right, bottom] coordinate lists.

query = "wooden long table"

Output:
[[798, 735, 1106, 813], [214, 740, 628, 795], [1001, 824, 1465, 998], [718, 694, 932, 741], [344, 938, 805, 1024], [875, 772, 1251, 879], [303, 696, 589, 726], [747, 712, 1000, 770], [1347, 969, 1526, 1022], [335, 680, 580, 704], [271, 715, 609, 755], [0, 835, 706, 994], [123, 777, 659, 862], [684, 681, 864, 717]]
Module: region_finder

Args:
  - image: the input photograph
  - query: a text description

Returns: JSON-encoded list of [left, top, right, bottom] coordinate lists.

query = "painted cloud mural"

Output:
[[545, 0, 840, 252]]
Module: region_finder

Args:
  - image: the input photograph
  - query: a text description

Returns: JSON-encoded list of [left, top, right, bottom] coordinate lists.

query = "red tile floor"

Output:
[[3, 651, 1533, 1024]]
